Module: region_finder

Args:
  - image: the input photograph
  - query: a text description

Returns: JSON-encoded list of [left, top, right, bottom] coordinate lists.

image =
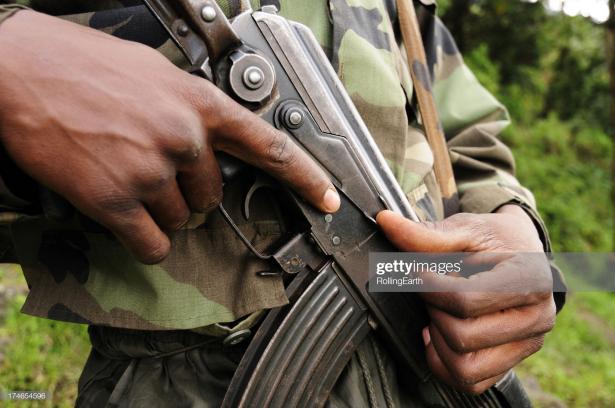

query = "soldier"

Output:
[[0, 1, 563, 406]]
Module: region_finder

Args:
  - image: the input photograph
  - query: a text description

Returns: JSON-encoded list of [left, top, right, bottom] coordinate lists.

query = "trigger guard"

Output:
[[243, 175, 280, 220]]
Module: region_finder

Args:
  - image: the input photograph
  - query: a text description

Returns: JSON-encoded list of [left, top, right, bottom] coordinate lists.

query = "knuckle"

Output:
[[528, 291, 552, 305], [542, 316, 556, 334], [461, 382, 490, 395], [159, 117, 205, 162], [138, 168, 173, 191], [266, 131, 297, 171], [534, 302, 556, 336], [201, 192, 223, 213], [451, 357, 481, 385], [141, 240, 170, 264], [168, 211, 191, 231], [528, 335, 545, 355], [174, 138, 204, 163], [449, 292, 473, 318], [95, 193, 141, 219], [449, 330, 472, 353], [206, 196, 223, 212]]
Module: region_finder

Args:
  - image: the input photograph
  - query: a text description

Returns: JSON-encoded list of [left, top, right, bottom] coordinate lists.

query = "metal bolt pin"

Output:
[[288, 111, 303, 126], [332, 236, 341, 246], [177, 23, 189, 37], [243, 66, 265, 89], [201, 5, 217, 22], [324, 214, 333, 223], [248, 71, 262, 84]]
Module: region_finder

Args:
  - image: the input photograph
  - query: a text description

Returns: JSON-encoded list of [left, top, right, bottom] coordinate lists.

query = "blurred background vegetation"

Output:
[[0, 0, 614, 407], [438, 1, 615, 407]]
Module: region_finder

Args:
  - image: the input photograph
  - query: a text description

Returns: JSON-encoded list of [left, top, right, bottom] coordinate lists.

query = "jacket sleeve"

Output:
[[422, 13, 566, 310], [0, 4, 28, 24]]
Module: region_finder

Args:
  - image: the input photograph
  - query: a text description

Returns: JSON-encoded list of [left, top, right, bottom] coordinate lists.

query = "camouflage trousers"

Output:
[[76, 325, 420, 407]]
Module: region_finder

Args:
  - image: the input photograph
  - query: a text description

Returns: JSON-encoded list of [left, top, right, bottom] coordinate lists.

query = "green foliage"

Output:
[[443, 2, 614, 406], [503, 116, 612, 251], [443, 0, 612, 134], [463, 44, 501, 95], [448, 0, 613, 252]]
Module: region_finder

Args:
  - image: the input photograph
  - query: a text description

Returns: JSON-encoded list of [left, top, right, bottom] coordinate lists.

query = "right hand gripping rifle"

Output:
[[142, 1, 533, 406]]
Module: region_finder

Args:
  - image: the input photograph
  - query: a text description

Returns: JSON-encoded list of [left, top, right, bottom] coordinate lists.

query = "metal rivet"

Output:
[[177, 23, 189, 37], [324, 214, 333, 223], [243, 66, 265, 89], [248, 71, 261, 84], [201, 5, 217, 22], [223, 329, 252, 347], [332, 236, 341, 246], [288, 111, 303, 126], [290, 256, 301, 266]]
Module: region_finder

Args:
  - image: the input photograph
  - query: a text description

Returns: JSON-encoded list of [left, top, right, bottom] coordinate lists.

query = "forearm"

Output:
[[0, 7, 48, 263]]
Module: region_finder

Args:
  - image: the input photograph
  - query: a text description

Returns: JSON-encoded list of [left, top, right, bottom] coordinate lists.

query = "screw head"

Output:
[[177, 23, 189, 37], [243, 66, 265, 89], [201, 5, 217, 22], [324, 214, 333, 223], [288, 110, 304, 126], [248, 70, 262, 84], [332, 236, 341, 246]]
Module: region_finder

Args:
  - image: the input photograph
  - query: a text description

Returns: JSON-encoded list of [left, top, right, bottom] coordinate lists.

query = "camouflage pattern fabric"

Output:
[[0, 0, 556, 330]]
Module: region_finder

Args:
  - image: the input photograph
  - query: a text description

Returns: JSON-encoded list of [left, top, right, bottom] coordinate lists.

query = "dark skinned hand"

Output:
[[376, 205, 556, 394], [0, 11, 340, 264]]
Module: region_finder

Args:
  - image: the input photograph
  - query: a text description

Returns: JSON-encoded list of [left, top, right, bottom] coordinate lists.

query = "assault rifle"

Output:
[[143, 1, 532, 406]]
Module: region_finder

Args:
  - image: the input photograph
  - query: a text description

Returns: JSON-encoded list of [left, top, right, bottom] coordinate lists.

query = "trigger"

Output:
[[243, 175, 278, 220]]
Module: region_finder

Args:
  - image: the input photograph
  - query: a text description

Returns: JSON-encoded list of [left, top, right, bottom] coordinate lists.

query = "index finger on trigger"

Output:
[[211, 100, 340, 213]]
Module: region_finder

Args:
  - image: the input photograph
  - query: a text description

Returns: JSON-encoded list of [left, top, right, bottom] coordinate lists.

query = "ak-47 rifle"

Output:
[[142, 1, 532, 406]]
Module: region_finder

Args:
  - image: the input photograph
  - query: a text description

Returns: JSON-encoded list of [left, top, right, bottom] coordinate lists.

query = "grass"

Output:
[[517, 293, 615, 407], [0, 266, 89, 407]]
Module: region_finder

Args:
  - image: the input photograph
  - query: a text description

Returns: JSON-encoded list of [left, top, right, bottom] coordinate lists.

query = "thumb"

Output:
[[376, 210, 469, 252]]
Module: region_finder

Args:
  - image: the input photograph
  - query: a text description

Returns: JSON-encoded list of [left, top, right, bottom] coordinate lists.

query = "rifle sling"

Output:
[[397, 0, 459, 216]]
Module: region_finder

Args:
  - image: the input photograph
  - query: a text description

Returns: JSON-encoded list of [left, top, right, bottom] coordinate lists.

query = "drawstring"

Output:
[[371, 337, 395, 408], [357, 348, 379, 408]]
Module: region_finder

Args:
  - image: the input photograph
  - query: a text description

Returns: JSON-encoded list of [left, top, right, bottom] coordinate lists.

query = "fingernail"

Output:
[[422, 327, 431, 346], [323, 187, 340, 213]]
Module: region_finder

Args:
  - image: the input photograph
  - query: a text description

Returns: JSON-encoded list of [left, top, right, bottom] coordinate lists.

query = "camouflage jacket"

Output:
[[0, 0, 555, 332]]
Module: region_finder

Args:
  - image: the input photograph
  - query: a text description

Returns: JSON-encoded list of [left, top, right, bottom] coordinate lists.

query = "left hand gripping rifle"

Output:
[[143, 1, 532, 407]]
